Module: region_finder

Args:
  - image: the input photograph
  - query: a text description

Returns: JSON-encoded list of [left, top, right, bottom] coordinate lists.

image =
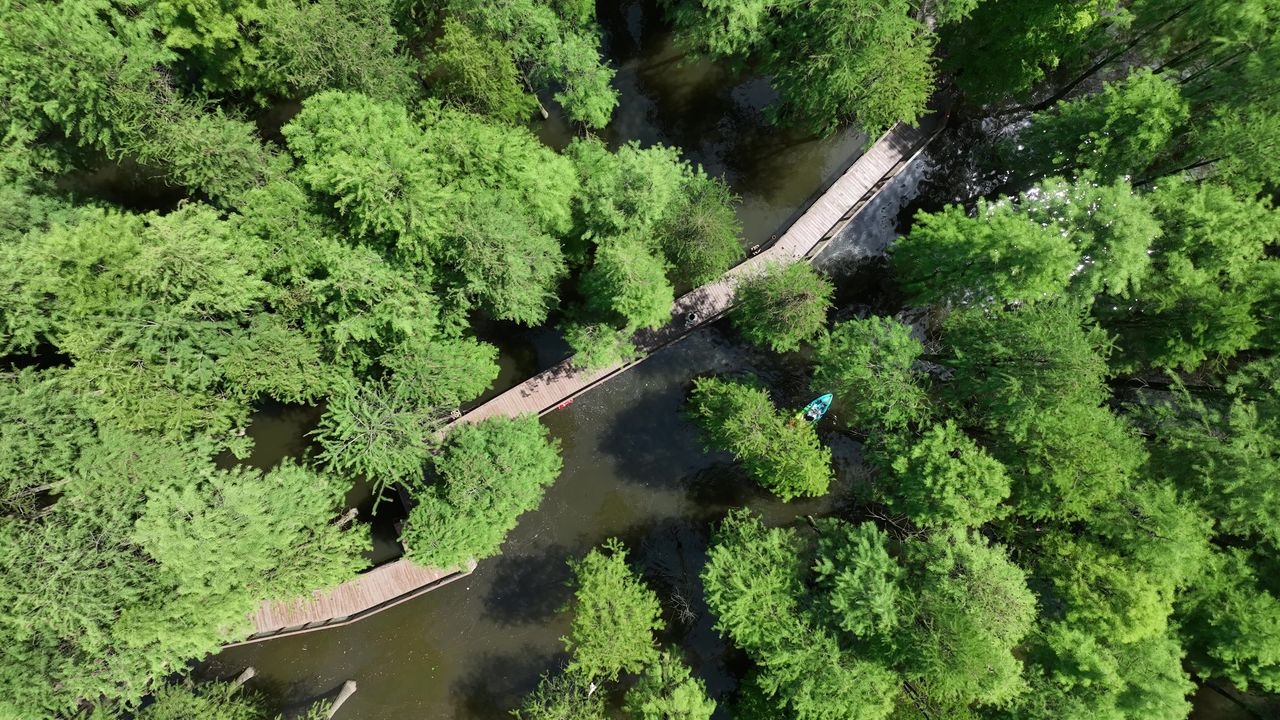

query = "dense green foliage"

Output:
[[564, 138, 742, 369], [704, 510, 1035, 719], [867, 420, 1010, 527], [130, 677, 328, 720], [3, 0, 1279, 716], [0, 0, 682, 710], [444, 0, 619, 128], [732, 262, 834, 353], [401, 415, 562, 568], [662, 0, 950, 136], [517, 539, 714, 720], [563, 538, 665, 681], [811, 316, 928, 431], [624, 652, 717, 720], [687, 377, 833, 500]]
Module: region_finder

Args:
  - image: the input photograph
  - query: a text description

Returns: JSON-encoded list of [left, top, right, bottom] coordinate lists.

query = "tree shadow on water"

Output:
[[452, 646, 567, 720], [478, 542, 575, 627], [594, 373, 712, 492]]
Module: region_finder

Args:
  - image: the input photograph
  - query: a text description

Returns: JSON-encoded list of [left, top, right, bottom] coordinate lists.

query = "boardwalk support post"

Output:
[[326, 680, 358, 719], [233, 667, 256, 687]]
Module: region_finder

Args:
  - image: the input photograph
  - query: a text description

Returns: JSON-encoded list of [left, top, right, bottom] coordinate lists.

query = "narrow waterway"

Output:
[[201, 3, 879, 715]]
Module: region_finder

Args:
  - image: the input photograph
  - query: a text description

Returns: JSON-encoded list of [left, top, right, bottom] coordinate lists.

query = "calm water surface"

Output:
[[205, 326, 866, 719]]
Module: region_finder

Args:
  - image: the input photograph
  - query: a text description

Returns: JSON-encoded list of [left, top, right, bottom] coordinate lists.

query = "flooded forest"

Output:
[[1, 1, 1279, 719]]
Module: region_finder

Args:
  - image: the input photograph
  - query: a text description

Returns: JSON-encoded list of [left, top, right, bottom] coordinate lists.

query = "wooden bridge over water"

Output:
[[451, 119, 938, 425], [229, 117, 941, 647]]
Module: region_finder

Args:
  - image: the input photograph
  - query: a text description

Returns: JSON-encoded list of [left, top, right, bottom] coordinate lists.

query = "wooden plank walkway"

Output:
[[451, 120, 936, 426], [225, 559, 476, 647]]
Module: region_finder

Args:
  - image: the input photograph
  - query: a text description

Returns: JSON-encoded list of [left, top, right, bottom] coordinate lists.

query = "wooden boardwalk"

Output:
[[452, 120, 937, 426], [225, 559, 475, 647]]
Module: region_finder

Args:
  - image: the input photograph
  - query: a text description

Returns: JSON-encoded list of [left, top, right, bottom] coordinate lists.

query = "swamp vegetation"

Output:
[[0, 0, 1278, 718]]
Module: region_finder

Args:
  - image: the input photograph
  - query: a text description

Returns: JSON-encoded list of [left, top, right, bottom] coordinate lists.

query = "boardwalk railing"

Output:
[[450, 119, 942, 426], [228, 116, 943, 647]]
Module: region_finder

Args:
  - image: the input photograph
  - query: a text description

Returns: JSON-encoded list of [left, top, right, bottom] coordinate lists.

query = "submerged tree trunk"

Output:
[[326, 680, 358, 719]]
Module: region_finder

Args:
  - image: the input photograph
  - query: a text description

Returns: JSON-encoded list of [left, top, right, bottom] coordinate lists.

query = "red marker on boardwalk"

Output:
[[556, 398, 574, 410]]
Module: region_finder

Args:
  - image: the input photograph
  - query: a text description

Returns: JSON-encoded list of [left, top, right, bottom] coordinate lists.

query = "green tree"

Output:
[[0, 370, 98, 518], [704, 511, 1034, 717], [733, 262, 833, 353], [512, 673, 606, 720], [282, 91, 449, 262], [0, 205, 328, 446], [445, 0, 618, 128], [665, 0, 937, 136], [425, 104, 578, 238], [903, 529, 1036, 706], [1136, 368, 1280, 551], [563, 322, 640, 371], [940, 302, 1111, 431], [938, 303, 1151, 521], [894, 177, 1159, 307], [1012, 624, 1194, 720], [1017, 71, 1190, 182], [687, 377, 833, 500], [892, 203, 1076, 306], [623, 652, 716, 720], [811, 316, 928, 431], [0, 0, 277, 202], [581, 237, 674, 331], [400, 415, 562, 568], [312, 379, 445, 489], [999, 401, 1146, 521], [135, 677, 271, 720], [131, 675, 331, 720], [867, 421, 1011, 528], [701, 511, 899, 720], [248, 0, 417, 102], [1178, 548, 1280, 692], [441, 191, 567, 325], [425, 17, 538, 124], [564, 538, 664, 681], [1097, 180, 1280, 372], [1016, 177, 1158, 300], [568, 139, 690, 242], [0, 433, 367, 716], [1036, 484, 1210, 645], [811, 520, 904, 645], [940, 0, 1112, 103], [655, 171, 743, 286], [133, 460, 369, 602]]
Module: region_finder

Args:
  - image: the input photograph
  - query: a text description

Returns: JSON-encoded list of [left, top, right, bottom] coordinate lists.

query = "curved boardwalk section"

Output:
[[452, 120, 937, 426], [226, 559, 476, 647]]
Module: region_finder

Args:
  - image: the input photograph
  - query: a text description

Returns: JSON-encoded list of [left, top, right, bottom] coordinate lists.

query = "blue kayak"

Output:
[[797, 393, 833, 422]]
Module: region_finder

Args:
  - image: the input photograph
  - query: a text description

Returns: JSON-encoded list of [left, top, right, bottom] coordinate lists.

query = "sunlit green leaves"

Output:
[[401, 415, 561, 568], [732, 262, 833, 353], [687, 377, 833, 501]]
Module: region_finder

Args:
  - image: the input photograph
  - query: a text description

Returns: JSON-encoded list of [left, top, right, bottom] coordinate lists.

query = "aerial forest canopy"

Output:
[[0, 0, 744, 713], [0, 0, 1278, 717]]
